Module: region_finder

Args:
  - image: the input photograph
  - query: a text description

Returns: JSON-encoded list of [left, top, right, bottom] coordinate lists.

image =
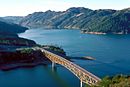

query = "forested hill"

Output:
[[2, 16, 23, 24], [0, 18, 27, 34], [0, 18, 36, 49], [5, 7, 130, 34]]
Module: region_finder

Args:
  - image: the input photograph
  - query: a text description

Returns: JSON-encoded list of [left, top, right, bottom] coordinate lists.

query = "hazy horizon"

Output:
[[0, 0, 130, 17]]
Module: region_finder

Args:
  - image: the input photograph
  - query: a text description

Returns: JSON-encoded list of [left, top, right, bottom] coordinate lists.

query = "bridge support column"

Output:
[[52, 62, 55, 71], [80, 80, 83, 87]]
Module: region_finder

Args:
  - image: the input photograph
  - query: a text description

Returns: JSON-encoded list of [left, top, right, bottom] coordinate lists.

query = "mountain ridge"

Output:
[[3, 7, 130, 34]]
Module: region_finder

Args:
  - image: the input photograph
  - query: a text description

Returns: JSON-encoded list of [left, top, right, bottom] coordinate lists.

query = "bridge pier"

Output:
[[52, 62, 56, 71], [80, 80, 83, 87]]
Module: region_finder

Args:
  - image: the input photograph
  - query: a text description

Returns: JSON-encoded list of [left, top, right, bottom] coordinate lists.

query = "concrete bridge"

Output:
[[35, 47, 101, 86]]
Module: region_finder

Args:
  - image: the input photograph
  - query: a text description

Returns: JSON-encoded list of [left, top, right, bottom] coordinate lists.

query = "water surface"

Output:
[[19, 29, 130, 76], [1, 29, 130, 87]]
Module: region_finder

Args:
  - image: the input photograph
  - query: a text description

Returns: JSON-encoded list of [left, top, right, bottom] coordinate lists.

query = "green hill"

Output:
[[18, 7, 130, 34], [0, 18, 36, 50], [0, 20, 27, 34], [90, 75, 130, 87]]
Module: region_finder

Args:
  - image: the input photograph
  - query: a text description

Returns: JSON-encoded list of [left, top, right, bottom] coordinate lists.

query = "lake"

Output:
[[0, 29, 130, 87]]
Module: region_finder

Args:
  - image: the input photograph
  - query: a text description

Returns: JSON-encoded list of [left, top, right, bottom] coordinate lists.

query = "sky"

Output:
[[0, 0, 130, 16]]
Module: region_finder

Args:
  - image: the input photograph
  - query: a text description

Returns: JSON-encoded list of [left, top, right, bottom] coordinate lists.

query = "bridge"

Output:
[[35, 47, 101, 87]]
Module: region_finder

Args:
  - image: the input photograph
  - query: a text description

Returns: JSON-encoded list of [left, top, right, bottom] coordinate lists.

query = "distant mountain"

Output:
[[19, 7, 92, 29], [18, 7, 130, 34], [81, 8, 130, 34], [0, 17, 11, 23], [0, 18, 27, 34], [3, 16, 24, 24]]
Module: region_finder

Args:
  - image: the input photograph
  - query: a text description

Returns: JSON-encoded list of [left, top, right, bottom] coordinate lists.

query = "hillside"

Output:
[[90, 75, 130, 87], [0, 18, 36, 51], [2, 16, 24, 24], [19, 7, 92, 29], [0, 18, 27, 34], [18, 7, 130, 34]]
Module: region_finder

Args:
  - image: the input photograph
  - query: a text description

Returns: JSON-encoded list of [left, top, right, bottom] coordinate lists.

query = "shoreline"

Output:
[[0, 61, 50, 71], [81, 31, 106, 35], [0, 56, 95, 71], [81, 31, 128, 35]]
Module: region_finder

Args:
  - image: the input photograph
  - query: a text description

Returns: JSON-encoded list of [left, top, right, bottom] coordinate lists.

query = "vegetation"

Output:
[[0, 37, 36, 46], [82, 9, 130, 34], [0, 48, 46, 65], [18, 48, 34, 54], [18, 7, 130, 34], [0, 50, 34, 64], [40, 45, 66, 55], [0, 20, 27, 34], [0, 45, 66, 66], [2, 16, 23, 24], [89, 75, 130, 87]]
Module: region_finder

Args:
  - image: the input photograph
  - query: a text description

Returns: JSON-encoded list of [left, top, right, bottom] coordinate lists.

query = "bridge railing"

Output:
[[34, 47, 101, 86]]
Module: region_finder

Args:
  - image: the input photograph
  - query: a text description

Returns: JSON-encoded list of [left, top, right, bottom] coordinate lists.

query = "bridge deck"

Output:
[[35, 47, 101, 86]]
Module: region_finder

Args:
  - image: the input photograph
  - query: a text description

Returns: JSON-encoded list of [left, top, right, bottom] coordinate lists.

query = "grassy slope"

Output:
[[89, 75, 130, 87]]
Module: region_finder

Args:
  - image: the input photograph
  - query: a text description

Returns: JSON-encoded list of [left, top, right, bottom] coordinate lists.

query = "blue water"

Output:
[[1, 29, 130, 87]]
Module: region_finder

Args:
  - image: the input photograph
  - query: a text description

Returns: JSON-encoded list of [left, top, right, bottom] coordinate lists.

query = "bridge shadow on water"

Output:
[[43, 65, 73, 87]]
